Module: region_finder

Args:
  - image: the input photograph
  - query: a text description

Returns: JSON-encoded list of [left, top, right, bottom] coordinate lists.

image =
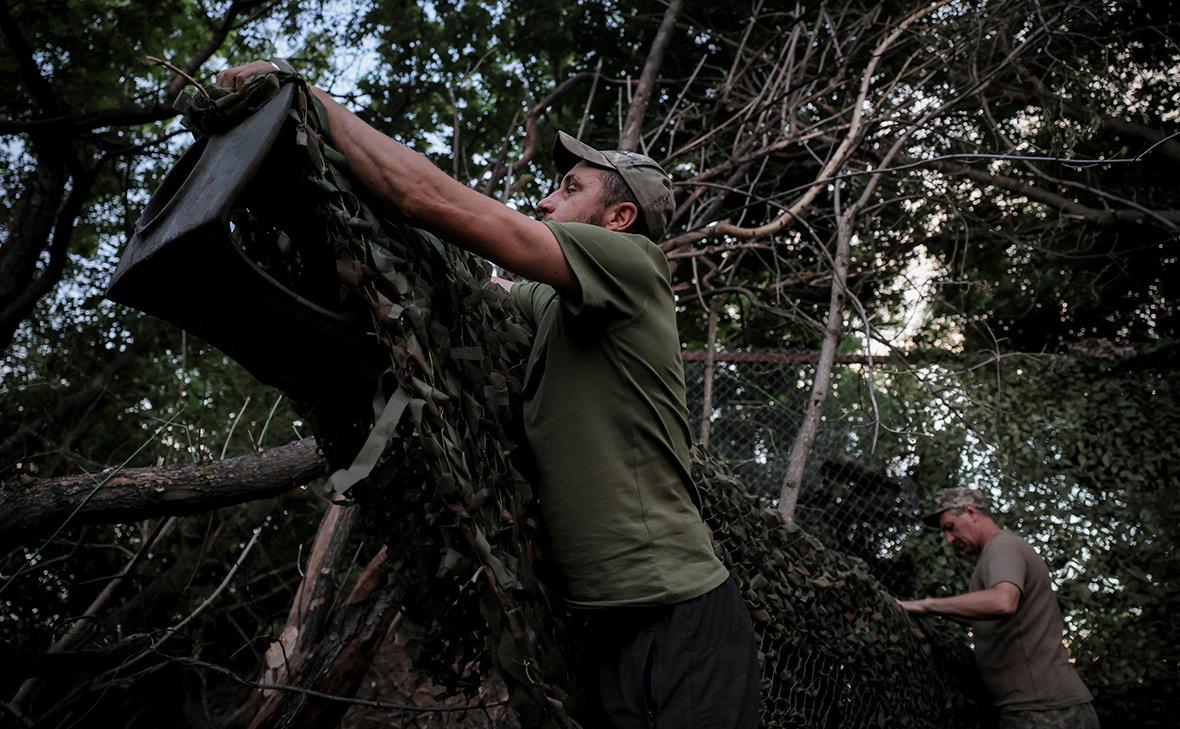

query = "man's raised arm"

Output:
[[215, 62, 576, 293]]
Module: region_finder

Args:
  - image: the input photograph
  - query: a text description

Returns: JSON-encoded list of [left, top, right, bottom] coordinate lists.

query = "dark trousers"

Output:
[[572, 578, 760, 729], [998, 702, 1100, 729]]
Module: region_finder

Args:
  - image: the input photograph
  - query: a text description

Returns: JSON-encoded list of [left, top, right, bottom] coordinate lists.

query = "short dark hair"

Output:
[[598, 169, 652, 239]]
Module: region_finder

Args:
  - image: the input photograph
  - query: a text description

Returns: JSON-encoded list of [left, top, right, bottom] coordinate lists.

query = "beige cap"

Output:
[[553, 131, 675, 240], [922, 487, 989, 526]]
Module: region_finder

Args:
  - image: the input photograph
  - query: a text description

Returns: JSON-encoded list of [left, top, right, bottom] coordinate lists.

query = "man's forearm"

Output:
[[898, 583, 1020, 620], [212, 62, 562, 279], [215, 62, 544, 273], [308, 89, 484, 229], [308, 87, 576, 292]]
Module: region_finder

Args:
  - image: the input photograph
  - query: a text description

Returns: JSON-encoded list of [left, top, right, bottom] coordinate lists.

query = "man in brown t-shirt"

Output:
[[898, 488, 1098, 729]]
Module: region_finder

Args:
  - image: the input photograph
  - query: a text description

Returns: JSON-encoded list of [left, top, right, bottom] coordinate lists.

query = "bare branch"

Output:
[[664, 1, 951, 250], [0, 439, 326, 551], [173, 654, 510, 714], [0, 2, 62, 119], [481, 72, 598, 197], [779, 182, 854, 521], [619, 0, 683, 151]]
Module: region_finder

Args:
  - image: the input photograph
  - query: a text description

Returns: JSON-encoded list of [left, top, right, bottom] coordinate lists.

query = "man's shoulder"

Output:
[[545, 221, 663, 261], [546, 220, 653, 243], [993, 528, 1027, 545], [981, 529, 1047, 572], [986, 528, 1029, 552], [978, 529, 1020, 562]]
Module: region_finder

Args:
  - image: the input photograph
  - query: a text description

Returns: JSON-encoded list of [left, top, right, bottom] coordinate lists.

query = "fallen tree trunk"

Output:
[[224, 503, 364, 727], [0, 438, 326, 550], [243, 547, 401, 729]]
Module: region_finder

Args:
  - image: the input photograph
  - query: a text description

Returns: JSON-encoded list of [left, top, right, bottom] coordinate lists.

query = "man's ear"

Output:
[[603, 201, 640, 232]]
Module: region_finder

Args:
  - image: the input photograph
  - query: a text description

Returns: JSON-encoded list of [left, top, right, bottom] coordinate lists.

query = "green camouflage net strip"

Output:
[[179, 74, 983, 728]]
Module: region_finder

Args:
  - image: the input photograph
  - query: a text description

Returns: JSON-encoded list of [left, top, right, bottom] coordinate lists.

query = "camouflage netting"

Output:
[[178, 74, 986, 727], [694, 457, 989, 728]]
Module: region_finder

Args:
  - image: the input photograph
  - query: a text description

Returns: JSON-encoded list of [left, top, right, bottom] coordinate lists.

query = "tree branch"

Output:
[[1003, 64, 1180, 165], [0, 439, 327, 551], [0, 163, 97, 352], [0, 1, 62, 118], [165, 0, 252, 99], [662, 1, 950, 249], [619, 0, 683, 152], [482, 72, 597, 197], [0, 158, 67, 348], [927, 158, 1180, 230], [779, 185, 853, 521], [0, 105, 176, 136]]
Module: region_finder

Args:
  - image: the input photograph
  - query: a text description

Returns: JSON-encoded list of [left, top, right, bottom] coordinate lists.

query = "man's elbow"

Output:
[[996, 586, 1021, 616]]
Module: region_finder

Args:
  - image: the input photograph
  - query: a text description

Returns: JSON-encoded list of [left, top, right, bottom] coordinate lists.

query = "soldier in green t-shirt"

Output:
[[898, 488, 1098, 729], [219, 62, 759, 728]]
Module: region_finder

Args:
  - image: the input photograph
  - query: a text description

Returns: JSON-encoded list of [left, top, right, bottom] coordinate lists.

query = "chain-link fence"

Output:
[[682, 352, 923, 595]]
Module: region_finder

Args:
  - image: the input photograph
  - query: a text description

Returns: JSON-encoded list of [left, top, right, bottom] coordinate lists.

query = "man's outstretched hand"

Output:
[[216, 61, 280, 91], [897, 598, 929, 614]]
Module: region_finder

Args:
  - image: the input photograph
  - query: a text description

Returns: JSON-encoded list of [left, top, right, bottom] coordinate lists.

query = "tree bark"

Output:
[[698, 298, 721, 450], [0, 438, 327, 550], [241, 548, 401, 729], [0, 157, 69, 351], [225, 503, 363, 726], [619, 0, 682, 152], [779, 193, 853, 522]]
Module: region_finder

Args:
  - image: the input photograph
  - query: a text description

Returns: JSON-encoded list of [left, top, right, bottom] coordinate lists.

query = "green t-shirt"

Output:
[[508, 221, 729, 607], [970, 529, 1093, 711]]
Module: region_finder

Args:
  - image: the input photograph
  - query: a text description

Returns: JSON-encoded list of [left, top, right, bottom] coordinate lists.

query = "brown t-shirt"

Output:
[[970, 529, 1093, 711]]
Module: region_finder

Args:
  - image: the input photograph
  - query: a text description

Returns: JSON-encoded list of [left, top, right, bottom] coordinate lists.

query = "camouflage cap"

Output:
[[553, 131, 675, 240], [922, 487, 989, 526]]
